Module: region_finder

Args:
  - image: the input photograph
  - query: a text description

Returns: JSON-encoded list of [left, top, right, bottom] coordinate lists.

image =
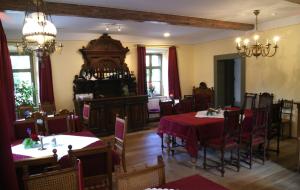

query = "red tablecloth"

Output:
[[161, 175, 229, 190], [12, 130, 104, 162], [158, 109, 252, 157]]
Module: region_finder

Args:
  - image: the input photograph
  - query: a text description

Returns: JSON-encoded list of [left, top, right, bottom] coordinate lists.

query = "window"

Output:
[[10, 54, 37, 106], [146, 53, 162, 95]]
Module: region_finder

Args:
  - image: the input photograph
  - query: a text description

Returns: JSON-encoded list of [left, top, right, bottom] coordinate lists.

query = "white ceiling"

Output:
[[2, 0, 300, 44]]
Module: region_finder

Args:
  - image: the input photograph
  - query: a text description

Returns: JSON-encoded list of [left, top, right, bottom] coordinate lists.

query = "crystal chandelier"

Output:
[[17, 0, 63, 56], [235, 10, 279, 58]]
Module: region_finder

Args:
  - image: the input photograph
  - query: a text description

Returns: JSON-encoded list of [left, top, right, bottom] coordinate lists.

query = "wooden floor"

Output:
[[114, 122, 300, 190]]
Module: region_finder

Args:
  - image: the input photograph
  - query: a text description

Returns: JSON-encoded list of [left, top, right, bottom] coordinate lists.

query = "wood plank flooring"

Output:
[[105, 122, 300, 190]]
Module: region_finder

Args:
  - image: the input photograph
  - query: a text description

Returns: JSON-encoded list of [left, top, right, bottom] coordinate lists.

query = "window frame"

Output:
[[146, 53, 163, 95], [10, 52, 37, 106]]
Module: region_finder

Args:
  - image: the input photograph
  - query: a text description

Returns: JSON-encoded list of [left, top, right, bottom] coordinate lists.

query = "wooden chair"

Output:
[[180, 98, 193, 113], [281, 99, 293, 138], [158, 100, 176, 153], [114, 115, 128, 172], [241, 107, 268, 169], [82, 103, 90, 127], [267, 102, 282, 156], [14, 118, 39, 140], [159, 100, 174, 116], [203, 110, 243, 177], [147, 98, 161, 121], [17, 105, 34, 119], [40, 102, 56, 115], [258, 92, 274, 109], [68, 145, 112, 190], [193, 86, 214, 111], [15, 149, 58, 190], [44, 114, 72, 135], [242, 93, 257, 109], [23, 158, 82, 190], [116, 156, 165, 190]]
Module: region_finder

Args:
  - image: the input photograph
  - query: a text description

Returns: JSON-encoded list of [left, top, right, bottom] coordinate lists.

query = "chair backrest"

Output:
[[180, 98, 193, 113], [258, 92, 274, 108], [243, 93, 257, 109], [44, 115, 70, 135], [116, 156, 165, 190], [15, 150, 58, 171], [68, 145, 112, 190], [23, 159, 81, 190], [193, 93, 212, 111], [281, 99, 293, 119], [82, 104, 90, 120], [159, 100, 174, 116], [173, 103, 182, 114], [14, 118, 38, 140], [271, 102, 282, 125], [17, 105, 34, 119], [40, 102, 56, 115], [193, 86, 214, 111], [223, 110, 243, 143], [251, 107, 268, 139], [115, 116, 127, 142]]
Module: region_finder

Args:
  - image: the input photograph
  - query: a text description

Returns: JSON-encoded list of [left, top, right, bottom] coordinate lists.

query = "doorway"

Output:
[[214, 53, 245, 107]]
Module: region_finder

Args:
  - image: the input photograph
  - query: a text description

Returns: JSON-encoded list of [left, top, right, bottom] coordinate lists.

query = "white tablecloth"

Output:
[[11, 135, 99, 159], [195, 110, 224, 118]]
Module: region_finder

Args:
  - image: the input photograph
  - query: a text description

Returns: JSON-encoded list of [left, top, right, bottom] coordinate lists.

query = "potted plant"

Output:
[[148, 83, 155, 97], [14, 81, 35, 107]]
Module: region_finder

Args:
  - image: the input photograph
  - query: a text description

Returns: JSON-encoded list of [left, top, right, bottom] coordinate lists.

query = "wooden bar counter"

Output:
[[84, 95, 148, 136]]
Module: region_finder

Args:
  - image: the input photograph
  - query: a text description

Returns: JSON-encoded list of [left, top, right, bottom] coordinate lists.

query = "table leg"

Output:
[[298, 137, 300, 172]]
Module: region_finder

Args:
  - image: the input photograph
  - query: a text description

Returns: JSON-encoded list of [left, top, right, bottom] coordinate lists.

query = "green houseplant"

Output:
[[14, 81, 35, 107]]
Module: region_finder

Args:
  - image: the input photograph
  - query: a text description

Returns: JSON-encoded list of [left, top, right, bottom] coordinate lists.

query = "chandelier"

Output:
[[235, 10, 279, 58], [17, 0, 63, 56]]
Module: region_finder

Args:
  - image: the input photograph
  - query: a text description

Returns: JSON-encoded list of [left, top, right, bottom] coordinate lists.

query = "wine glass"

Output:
[[38, 134, 46, 150]]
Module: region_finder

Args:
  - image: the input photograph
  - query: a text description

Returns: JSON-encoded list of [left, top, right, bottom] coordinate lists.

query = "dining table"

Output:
[[157, 108, 253, 158], [11, 130, 111, 190], [11, 130, 105, 162]]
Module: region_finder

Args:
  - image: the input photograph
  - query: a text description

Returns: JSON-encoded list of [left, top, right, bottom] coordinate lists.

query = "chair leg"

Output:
[[171, 136, 176, 156], [122, 152, 127, 172], [161, 134, 164, 152], [221, 149, 225, 177], [289, 122, 292, 138], [249, 143, 253, 169], [277, 130, 280, 156], [203, 146, 207, 169], [237, 146, 240, 172], [263, 142, 266, 165]]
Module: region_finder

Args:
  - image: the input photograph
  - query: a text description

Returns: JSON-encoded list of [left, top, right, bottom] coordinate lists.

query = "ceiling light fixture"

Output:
[[235, 10, 279, 58], [17, 0, 62, 56], [164, 32, 170, 37], [104, 23, 122, 32]]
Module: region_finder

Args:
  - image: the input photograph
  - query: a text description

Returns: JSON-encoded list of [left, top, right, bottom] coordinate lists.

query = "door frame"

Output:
[[214, 53, 245, 107]]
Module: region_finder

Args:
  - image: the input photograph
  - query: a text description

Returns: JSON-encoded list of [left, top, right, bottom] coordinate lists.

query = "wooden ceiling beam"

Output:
[[0, 0, 254, 31], [284, 0, 300, 4]]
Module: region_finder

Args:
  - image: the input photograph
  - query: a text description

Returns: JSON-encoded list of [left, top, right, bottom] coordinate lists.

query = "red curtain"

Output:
[[137, 45, 147, 95], [39, 55, 55, 104], [0, 20, 19, 190], [168, 46, 181, 99]]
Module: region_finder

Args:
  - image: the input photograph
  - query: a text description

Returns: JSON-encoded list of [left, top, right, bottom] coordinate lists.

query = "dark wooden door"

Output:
[[216, 59, 235, 107]]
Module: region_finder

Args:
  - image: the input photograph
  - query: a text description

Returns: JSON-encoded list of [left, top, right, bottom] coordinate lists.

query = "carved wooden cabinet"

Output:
[[73, 34, 148, 136]]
